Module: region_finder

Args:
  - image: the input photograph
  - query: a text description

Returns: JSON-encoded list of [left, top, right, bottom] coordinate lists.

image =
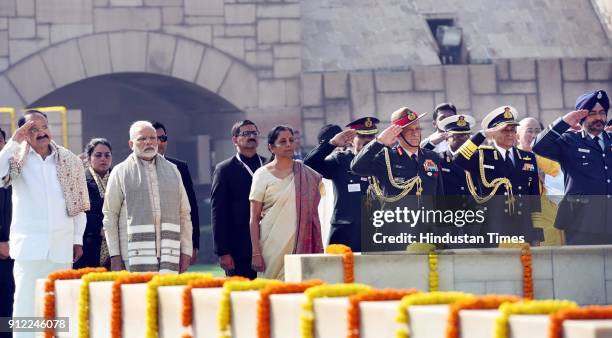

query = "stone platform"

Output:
[[34, 278, 612, 338], [31, 245, 612, 337], [285, 245, 612, 305]]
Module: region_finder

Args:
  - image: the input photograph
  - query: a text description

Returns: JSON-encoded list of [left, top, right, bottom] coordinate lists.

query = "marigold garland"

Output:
[[493, 300, 577, 338], [428, 252, 439, 291], [180, 277, 249, 338], [78, 271, 131, 338], [445, 295, 520, 338], [44, 267, 106, 338], [145, 273, 212, 338], [395, 291, 474, 338], [111, 272, 158, 338], [218, 278, 284, 338], [300, 283, 372, 338], [548, 305, 612, 338], [521, 244, 534, 299], [347, 289, 420, 338], [325, 244, 355, 283], [257, 280, 325, 338]]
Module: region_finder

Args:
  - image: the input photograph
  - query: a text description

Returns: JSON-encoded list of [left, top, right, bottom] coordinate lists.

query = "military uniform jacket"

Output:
[[533, 118, 612, 234], [455, 132, 542, 242], [303, 142, 368, 250], [422, 141, 470, 196], [350, 141, 444, 197]]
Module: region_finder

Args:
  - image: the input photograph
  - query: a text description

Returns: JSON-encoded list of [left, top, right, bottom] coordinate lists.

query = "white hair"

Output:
[[129, 121, 155, 140]]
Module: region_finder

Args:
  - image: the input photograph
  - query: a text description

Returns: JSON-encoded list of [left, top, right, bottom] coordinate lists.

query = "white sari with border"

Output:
[[249, 168, 297, 279]]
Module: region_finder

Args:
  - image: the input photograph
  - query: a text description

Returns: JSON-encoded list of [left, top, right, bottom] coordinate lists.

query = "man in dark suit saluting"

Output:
[[211, 120, 265, 279], [152, 121, 201, 264]]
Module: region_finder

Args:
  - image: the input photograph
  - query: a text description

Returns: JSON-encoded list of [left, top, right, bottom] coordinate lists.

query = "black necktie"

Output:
[[594, 136, 602, 150], [504, 151, 513, 167]]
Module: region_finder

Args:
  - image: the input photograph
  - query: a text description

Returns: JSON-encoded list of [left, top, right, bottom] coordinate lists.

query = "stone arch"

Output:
[[0, 31, 259, 112]]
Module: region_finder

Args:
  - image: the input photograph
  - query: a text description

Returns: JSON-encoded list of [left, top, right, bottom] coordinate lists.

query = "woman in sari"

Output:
[[249, 126, 323, 279], [74, 138, 112, 269]]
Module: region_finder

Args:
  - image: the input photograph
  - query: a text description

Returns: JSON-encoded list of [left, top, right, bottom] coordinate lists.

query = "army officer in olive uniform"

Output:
[[350, 107, 444, 250], [351, 107, 444, 198], [304, 117, 379, 251]]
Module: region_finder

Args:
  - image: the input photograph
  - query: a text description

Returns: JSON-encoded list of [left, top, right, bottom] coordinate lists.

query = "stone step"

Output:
[[191, 287, 224, 338], [89, 281, 112, 338], [269, 293, 305, 338], [34, 278, 82, 338], [158, 285, 184, 338]]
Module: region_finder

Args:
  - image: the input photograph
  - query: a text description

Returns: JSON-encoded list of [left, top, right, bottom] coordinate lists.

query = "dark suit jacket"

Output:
[[211, 154, 265, 260], [0, 186, 11, 242], [166, 157, 201, 250]]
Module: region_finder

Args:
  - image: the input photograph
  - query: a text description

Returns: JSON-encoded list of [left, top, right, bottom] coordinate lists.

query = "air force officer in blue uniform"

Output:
[[533, 90, 612, 244]]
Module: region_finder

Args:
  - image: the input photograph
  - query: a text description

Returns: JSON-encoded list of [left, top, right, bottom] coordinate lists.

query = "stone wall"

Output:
[[300, 58, 612, 146], [302, 0, 612, 72], [0, 0, 303, 136], [592, 0, 612, 41]]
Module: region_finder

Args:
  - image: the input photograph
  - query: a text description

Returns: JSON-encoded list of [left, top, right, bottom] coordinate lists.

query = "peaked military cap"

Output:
[[391, 107, 428, 128], [439, 114, 476, 134], [481, 106, 520, 130], [346, 117, 379, 135]]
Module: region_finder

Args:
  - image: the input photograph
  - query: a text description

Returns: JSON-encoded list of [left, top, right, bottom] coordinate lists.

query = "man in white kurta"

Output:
[[0, 111, 87, 338]]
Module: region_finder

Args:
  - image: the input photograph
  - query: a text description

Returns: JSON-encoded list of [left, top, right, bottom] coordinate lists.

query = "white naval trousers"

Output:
[[12, 260, 70, 338]]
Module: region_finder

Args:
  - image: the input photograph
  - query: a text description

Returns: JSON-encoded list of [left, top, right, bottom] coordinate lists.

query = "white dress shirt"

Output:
[[0, 138, 86, 263]]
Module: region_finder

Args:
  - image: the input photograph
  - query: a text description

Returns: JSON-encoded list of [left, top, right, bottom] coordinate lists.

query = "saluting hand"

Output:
[[329, 129, 357, 147], [376, 125, 402, 147], [484, 123, 508, 139], [12, 120, 35, 144], [562, 109, 589, 128], [429, 131, 450, 145]]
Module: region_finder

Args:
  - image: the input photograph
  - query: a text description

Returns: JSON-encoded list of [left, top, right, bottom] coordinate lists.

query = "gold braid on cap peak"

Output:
[[464, 148, 515, 213], [367, 147, 422, 203]]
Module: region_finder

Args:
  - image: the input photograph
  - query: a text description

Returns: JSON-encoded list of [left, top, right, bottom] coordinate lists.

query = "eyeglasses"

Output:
[[157, 135, 168, 142], [238, 131, 259, 137]]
